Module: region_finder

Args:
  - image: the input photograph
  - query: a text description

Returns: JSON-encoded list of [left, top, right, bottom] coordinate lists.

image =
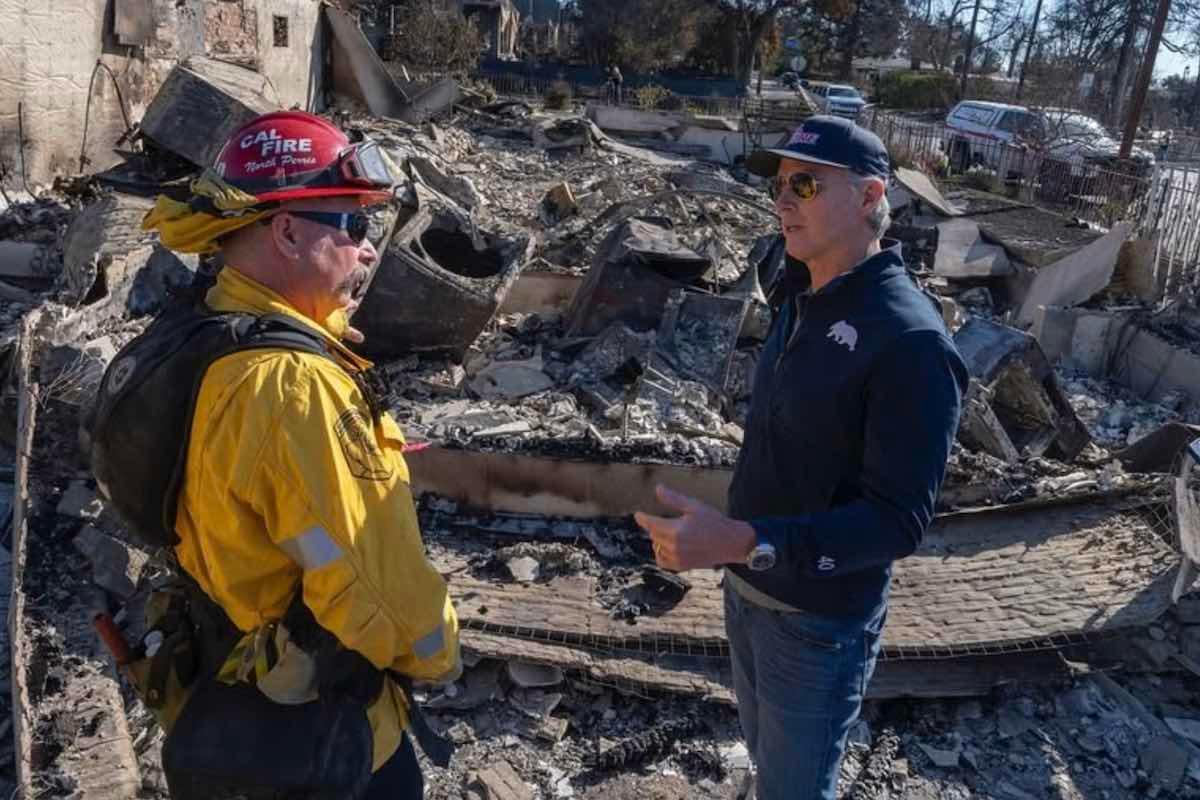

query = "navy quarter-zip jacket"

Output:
[[726, 239, 968, 621]]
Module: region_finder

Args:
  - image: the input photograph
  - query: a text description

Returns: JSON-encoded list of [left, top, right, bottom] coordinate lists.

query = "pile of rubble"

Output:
[[4, 27, 1200, 800]]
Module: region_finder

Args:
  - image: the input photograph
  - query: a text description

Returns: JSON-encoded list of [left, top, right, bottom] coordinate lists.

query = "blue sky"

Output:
[[1157, 48, 1196, 81]]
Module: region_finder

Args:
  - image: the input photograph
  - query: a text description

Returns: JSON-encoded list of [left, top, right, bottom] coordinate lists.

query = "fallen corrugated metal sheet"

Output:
[[443, 484, 1177, 659], [890, 487, 1175, 654]]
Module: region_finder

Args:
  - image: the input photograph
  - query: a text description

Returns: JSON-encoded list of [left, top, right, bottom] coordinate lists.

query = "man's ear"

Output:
[[270, 212, 302, 261], [861, 178, 885, 211]]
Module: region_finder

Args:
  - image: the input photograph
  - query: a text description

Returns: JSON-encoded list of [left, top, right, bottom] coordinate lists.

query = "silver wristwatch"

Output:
[[746, 540, 776, 571]]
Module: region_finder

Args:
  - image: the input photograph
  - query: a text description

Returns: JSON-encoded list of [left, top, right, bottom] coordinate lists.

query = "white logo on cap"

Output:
[[789, 130, 820, 145]]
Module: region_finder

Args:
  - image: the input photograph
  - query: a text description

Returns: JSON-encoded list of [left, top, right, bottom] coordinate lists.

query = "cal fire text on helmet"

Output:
[[240, 128, 313, 158]]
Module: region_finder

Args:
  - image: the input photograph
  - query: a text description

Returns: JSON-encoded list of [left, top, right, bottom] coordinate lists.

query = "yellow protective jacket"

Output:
[[173, 267, 461, 770]]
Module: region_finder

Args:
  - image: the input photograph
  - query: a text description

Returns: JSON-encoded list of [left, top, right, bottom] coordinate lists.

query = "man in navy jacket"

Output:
[[635, 116, 967, 800]]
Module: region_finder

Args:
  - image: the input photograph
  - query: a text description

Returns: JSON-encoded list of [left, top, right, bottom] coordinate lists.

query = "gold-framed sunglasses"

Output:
[[768, 172, 824, 201]]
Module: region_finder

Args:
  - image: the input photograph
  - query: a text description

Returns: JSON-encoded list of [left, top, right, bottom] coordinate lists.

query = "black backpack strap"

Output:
[[237, 314, 390, 420], [238, 313, 332, 358], [158, 310, 333, 542]]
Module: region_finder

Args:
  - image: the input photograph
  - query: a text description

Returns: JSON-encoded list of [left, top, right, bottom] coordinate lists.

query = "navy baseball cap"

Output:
[[746, 115, 890, 180]]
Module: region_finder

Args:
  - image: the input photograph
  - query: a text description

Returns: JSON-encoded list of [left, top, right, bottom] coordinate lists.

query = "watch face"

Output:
[[749, 547, 776, 571]]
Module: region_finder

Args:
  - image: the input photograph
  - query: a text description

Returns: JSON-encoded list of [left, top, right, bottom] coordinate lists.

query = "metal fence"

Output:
[[1135, 164, 1200, 299], [861, 107, 1153, 229], [444, 74, 1200, 302], [860, 108, 1200, 303], [1160, 134, 1200, 164], [465, 71, 754, 117]]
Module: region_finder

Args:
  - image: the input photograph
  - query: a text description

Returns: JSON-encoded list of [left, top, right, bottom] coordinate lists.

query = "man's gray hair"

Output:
[[857, 176, 890, 238]]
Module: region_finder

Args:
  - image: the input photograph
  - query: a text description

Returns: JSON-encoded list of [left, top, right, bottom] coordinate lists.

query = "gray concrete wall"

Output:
[[256, 0, 326, 112], [0, 0, 325, 189], [0, 0, 160, 186], [1031, 305, 1200, 405]]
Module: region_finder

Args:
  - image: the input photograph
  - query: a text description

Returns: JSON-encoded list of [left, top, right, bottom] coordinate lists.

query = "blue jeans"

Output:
[[724, 581, 885, 800]]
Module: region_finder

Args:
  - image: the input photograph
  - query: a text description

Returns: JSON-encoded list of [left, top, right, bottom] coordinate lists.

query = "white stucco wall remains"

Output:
[[0, 0, 325, 188]]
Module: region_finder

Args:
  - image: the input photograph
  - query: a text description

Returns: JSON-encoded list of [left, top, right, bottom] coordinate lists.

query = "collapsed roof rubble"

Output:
[[3, 33, 1200, 800]]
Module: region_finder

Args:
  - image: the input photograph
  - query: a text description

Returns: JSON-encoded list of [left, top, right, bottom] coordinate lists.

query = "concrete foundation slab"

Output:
[[1016, 222, 1131, 328], [895, 167, 961, 217], [973, 206, 1103, 268], [934, 219, 1013, 278]]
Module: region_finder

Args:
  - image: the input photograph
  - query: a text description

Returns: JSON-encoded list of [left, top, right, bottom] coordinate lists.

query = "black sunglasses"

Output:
[[768, 172, 824, 201], [284, 210, 373, 244]]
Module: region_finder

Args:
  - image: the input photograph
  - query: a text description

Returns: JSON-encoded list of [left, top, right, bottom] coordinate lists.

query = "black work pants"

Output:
[[363, 734, 424, 799], [169, 733, 423, 800]]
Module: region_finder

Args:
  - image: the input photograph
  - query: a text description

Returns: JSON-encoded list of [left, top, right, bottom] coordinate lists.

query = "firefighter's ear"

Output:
[[270, 212, 303, 260]]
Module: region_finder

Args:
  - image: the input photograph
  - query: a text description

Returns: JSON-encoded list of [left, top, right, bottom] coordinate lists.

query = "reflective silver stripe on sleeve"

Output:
[[278, 526, 343, 570], [413, 624, 446, 659]]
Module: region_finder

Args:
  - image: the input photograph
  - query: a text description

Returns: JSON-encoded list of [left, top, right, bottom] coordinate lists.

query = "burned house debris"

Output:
[[3, 7, 1200, 800], [461, 0, 521, 61], [353, 193, 531, 359]]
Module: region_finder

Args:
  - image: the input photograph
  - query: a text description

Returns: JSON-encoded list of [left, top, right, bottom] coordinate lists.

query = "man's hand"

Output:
[[342, 326, 365, 345], [634, 484, 757, 572]]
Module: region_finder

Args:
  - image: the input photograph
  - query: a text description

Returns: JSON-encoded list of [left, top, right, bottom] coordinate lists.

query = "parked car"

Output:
[[809, 83, 866, 119], [944, 100, 1155, 176], [1038, 107, 1155, 172], [780, 71, 800, 89]]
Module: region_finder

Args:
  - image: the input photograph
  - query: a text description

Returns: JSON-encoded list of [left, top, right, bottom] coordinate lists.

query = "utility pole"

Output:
[[960, 0, 982, 96], [1121, 0, 1172, 158], [1190, 50, 1200, 128], [1015, 0, 1044, 102]]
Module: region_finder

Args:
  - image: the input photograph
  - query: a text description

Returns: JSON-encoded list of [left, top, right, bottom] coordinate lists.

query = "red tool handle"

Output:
[[93, 612, 133, 666]]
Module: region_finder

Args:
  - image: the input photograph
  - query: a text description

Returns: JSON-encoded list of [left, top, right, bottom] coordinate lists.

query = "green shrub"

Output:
[[963, 163, 1001, 193], [635, 83, 671, 110], [923, 149, 950, 177], [877, 71, 959, 111], [888, 143, 919, 170], [655, 93, 688, 111], [963, 76, 1010, 102]]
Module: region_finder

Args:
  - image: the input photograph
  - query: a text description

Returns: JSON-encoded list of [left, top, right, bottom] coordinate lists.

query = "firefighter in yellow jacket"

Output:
[[139, 111, 461, 798]]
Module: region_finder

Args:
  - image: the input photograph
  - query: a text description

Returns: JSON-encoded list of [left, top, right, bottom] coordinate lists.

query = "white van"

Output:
[[944, 100, 1038, 169]]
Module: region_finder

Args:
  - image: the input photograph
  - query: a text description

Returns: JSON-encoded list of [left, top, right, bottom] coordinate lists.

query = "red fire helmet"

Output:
[[212, 110, 396, 205]]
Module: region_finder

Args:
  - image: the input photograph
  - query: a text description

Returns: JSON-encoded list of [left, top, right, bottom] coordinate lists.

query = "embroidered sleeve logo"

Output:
[[334, 407, 393, 481]]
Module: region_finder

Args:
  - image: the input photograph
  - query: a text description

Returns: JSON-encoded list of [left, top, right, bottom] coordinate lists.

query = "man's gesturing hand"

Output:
[[634, 484, 757, 572]]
